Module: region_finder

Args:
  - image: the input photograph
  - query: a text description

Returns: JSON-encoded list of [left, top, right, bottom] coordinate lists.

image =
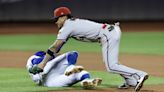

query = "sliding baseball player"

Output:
[[26, 51, 102, 88]]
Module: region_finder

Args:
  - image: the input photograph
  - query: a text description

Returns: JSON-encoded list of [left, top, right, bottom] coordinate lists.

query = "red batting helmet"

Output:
[[53, 7, 71, 22]]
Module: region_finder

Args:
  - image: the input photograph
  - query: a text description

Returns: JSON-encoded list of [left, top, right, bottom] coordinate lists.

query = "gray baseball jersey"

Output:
[[57, 19, 147, 86], [57, 18, 103, 42]]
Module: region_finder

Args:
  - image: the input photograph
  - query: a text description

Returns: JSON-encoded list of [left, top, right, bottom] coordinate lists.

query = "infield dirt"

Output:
[[0, 22, 164, 92], [0, 51, 164, 92]]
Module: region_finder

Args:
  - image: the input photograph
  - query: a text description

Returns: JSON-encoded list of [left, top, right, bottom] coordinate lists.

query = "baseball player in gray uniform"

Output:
[[27, 51, 102, 88], [30, 7, 148, 91]]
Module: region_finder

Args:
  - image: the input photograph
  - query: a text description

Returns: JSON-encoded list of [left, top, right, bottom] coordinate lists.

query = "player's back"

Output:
[[65, 18, 103, 42]]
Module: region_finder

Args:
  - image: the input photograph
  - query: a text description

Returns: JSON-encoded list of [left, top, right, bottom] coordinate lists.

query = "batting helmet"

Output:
[[53, 7, 71, 22]]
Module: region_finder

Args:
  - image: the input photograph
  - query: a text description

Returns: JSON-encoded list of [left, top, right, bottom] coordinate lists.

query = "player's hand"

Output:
[[29, 65, 43, 75]]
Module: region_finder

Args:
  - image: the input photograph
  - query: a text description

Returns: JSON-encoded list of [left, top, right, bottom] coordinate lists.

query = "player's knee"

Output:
[[67, 51, 78, 65], [106, 63, 118, 72]]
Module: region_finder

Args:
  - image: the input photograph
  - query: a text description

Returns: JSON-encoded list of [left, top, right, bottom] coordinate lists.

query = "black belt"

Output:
[[107, 25, 114, 31]]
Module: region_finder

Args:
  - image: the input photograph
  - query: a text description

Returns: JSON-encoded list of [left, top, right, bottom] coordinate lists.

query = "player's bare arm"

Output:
[[38, 39, 65, 69], [29, 39, 65, 74]]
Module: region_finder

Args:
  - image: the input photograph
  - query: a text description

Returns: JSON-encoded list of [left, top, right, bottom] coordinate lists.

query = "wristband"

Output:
[[47, 49, 55, 57]]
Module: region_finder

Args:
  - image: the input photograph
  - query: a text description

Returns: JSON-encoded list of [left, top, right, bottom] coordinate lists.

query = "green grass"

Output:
[[0, 32, 164, 55], [0, 34, 55, 51], [120, 32, 164, 55], [0, 68, 164, 92], [0, 32, 164, 91]]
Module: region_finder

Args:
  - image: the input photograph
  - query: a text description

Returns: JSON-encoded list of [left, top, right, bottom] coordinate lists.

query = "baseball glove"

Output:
[[29, 65, 43, 75]]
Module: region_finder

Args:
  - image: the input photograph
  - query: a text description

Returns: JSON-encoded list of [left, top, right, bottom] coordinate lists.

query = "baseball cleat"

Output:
[[135, 75, 149, 92], [118, 83, 135, 89], [93, 78, 102, 86], [81, 78, 102, 89], [65, 66, 84, 76]]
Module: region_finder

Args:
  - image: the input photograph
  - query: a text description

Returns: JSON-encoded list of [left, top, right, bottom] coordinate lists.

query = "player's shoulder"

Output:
[[75, 18, 99, 24], [66, 18, 91, 25], [65, 18, 78, 24], [61, 18, 78, 29], [66, 18, 89, 23]]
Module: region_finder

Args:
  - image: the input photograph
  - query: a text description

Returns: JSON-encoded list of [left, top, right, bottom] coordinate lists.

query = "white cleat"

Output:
[[81, 78, 102, 89], [65, 66, 84, 76], [135, 75, 149, 92]]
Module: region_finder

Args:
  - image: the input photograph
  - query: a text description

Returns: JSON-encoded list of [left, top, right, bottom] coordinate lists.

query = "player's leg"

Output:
[[118, 74, 137, 89], [101, 25, 148, 91], [45, 64, 102, 88], [43, 51, 78, 74], [64, 65, 84, 76], [67, 51, 78, 65], [65, 65, 102, 89], [44, 65, 89, 87], [64, 51, 85, 76], [44, 74, 74, 87], [44, 51, 81, 87]]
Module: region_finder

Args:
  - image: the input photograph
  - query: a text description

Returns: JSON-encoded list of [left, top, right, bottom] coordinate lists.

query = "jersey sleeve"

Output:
[[57, 26, 72, 41]]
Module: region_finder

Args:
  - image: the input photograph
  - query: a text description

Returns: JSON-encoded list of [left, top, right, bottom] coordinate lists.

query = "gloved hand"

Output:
[[29, 65, 43, 75]]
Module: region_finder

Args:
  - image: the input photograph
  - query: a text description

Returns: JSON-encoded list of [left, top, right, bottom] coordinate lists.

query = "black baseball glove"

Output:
[[29, 65, 43, 75]]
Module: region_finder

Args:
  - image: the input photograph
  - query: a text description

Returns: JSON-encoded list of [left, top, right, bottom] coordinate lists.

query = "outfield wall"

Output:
[[0, 0, 164, 22], [0, 22, 164, 34]]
